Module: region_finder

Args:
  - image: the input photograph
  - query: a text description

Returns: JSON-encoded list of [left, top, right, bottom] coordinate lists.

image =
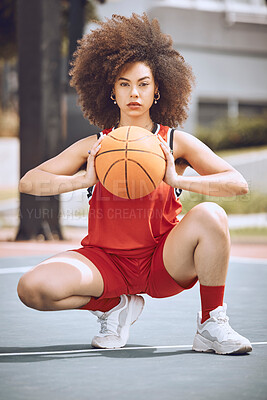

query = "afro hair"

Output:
[[70, 13, 195, 129]]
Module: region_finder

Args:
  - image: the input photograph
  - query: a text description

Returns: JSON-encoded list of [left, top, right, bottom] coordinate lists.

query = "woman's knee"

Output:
[[192, 202, 229, 237], [17, 271, 50, 311]]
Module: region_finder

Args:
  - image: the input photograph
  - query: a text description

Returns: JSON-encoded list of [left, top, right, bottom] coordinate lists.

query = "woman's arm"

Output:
[[159, 131, 248, 197], [19, 134, 103, 196]]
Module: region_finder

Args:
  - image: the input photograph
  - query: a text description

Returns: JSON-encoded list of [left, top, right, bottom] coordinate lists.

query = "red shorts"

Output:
[[73, 230, 197, 300]]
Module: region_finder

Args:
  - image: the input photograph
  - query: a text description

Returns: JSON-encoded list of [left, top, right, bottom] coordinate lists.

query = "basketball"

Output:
[[95, 126, 166, 199]]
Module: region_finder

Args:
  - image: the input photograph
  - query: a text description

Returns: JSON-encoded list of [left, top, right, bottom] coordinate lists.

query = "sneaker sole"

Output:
[[192, 333, 252, 355], [91, 295, 145, 349]]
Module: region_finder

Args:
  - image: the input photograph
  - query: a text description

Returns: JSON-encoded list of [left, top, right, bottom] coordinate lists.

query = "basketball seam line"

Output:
[[107, 134, 156, 142], [125, 127, 131, 199], [103, 158, 125, 186], [102, 158, 157, 195], [128, 159, 156, 190], [95, 149, 165, 161]]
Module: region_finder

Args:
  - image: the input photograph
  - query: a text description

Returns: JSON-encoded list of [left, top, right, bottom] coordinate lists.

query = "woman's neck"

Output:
[[118, 115, 154, 132]]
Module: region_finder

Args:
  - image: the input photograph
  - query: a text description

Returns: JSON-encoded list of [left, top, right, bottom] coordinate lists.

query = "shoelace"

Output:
[[97, 314, 119, 336], [217, 314, 229, 324], [216, 313, 236, 336]]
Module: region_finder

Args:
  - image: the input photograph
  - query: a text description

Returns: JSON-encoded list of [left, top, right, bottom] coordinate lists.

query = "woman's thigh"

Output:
[[17, 250, 104, 301], [162, 202, 229, 288]]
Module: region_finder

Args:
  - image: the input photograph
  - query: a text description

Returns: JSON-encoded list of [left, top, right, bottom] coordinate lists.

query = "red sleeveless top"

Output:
[[81, 124, 182, 256]]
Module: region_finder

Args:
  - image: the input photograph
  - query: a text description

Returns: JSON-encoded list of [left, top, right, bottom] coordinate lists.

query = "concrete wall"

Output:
[[149, 6, 267, 54], [83, 1, 267, 133], [148, 5, 267, 132]]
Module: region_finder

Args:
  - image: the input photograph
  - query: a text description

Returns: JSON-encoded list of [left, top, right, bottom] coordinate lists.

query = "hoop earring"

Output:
[[110, 92, 117, 105], [154, 91, 160, 104]]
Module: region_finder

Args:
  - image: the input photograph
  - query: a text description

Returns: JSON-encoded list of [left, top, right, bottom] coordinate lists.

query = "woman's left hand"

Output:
[[158, 135, 179, 187]]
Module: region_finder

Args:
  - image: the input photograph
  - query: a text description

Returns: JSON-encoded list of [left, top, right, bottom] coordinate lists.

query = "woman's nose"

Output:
[[130, 86, 139, 97]]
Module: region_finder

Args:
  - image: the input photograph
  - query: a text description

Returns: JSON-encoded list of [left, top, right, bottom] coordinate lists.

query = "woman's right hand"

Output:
[[19, 134, 105, 196], [82, 135, 104, 187]]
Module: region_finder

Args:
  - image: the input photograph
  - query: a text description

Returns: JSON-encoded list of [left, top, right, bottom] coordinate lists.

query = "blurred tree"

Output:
[[0, 0, 17, 60], [0, 0, 17, 111], [0, 0, 104, 60], [0, 0, 104, 107], [16, 0, 63, 240], [15, 0, 105, 240]]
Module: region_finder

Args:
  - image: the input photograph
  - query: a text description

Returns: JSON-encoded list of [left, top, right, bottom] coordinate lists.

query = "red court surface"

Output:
[[1, 238, 267, 259], [0, 227, 266, 259]]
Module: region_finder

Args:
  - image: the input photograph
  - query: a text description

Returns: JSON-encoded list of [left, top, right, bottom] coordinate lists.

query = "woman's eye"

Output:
[[140, 82, 149, 86], [120, 82, 129, 87]]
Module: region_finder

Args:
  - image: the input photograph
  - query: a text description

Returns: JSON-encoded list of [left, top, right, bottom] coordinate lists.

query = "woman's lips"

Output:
[[127, 102, 141, 109]]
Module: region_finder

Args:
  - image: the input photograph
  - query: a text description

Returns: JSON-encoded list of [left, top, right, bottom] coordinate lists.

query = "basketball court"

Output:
[[0, 241, 267, 400]]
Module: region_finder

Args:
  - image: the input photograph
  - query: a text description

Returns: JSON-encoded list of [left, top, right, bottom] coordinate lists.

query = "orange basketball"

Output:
[[95, 126, 166, 199]]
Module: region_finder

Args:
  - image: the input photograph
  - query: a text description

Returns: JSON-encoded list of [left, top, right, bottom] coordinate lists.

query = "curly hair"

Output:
[[70, 13, 195, 129]]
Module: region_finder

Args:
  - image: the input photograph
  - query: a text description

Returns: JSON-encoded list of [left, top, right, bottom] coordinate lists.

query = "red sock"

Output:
[[200, 284, 225, 324], [79, 297, 120, 312]]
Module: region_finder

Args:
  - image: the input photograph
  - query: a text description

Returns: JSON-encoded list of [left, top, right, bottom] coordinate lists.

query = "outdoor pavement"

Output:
[[0, 224, 267, 259], [0, 223, 266, 400], [0, 249, 267, 400], [0, 138, 267, 399]]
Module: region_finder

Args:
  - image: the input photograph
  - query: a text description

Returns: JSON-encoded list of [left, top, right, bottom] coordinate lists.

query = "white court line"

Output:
[[0, 266, 32, 274], [0, 342, 266, 357], [230, 257, 267, 265], [1, 256, 267, 275], [0, 345, 191, 357]]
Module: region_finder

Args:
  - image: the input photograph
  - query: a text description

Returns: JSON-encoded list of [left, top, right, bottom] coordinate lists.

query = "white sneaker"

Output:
[[192, 303, 252, 355], [91, 294, 145, 349]]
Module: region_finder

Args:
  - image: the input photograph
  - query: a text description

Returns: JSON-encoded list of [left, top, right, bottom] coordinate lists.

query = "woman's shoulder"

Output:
[[169, 124, 197, 142], [66, 133, 99, 158], [172, 129, 197, 166], [75, 132, 100, 146], [173, 129, 201, 147]]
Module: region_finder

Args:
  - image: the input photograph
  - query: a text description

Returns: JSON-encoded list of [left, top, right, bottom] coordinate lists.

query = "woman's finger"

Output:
[[88, 145, 101, 159], [158, 135, 172, 152], [88, 136, 103, 156], [160, 142, 173, 160]]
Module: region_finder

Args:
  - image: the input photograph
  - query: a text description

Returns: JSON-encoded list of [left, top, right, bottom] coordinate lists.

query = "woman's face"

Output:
[[113, 62, 157, 120]]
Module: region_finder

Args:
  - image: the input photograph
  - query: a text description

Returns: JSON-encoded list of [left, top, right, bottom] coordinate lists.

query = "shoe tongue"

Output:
[[209, 304, 226, 318], [91, 310, 106, 318]]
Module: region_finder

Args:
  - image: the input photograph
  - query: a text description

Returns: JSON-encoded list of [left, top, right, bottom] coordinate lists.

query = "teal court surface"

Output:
[[0, 253, 267, 400]]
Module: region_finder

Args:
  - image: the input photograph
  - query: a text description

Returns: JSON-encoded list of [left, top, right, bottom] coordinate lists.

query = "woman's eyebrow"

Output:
[[118, 76, 151, 82]]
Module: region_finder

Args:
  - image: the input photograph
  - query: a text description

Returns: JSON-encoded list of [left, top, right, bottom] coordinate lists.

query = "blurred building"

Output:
[[2, 1, 267, 140], [147, 0, 267, 132], [93, 0, 267, 133]]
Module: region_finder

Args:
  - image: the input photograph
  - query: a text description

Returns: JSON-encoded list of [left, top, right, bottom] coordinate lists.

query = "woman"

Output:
[[17, 14, 252, 354]]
